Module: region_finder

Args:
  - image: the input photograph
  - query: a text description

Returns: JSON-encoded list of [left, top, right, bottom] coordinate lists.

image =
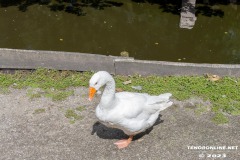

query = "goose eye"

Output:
[[95, 82, 98, 85]]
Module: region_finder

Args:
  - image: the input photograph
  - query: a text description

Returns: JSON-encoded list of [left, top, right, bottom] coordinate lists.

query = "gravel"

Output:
[[0, 87, 239, 160]]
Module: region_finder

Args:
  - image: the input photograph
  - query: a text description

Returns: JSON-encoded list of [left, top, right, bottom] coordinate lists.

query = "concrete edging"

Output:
[[0, 48, 240, 76], [0, 48, 132, 74], [115, 59, 240, 76]]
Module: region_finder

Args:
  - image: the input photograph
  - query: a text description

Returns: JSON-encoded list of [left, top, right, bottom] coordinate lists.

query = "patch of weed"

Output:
[[45, 89, 74, 101], [33, 108, 46, 114], [194, 106, 210, 115], [27, 89, 43, 99], [76, 106, 85, 112], [0, 87, 11, 94], [212, 112, 229, 124], [65, 109, 82, 124]]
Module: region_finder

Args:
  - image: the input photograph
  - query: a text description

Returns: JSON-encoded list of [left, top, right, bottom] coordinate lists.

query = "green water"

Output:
[[0, 0, 240, 64]]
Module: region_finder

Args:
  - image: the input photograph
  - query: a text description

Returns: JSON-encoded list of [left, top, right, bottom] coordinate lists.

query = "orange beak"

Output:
[[89, 87, 97, 101]]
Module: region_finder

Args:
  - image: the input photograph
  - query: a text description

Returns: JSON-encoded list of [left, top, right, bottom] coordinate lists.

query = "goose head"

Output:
[[88, 71, 112, 101]]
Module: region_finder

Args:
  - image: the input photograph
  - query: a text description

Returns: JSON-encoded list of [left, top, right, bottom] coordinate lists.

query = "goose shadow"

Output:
[[91, 115, 164, 141]]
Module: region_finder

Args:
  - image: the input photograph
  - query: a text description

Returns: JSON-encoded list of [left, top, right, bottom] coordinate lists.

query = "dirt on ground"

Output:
[[0, 87, 239, 160]]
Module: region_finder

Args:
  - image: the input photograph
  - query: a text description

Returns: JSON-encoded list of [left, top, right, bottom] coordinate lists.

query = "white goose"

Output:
[[89, 71, 173, 149]]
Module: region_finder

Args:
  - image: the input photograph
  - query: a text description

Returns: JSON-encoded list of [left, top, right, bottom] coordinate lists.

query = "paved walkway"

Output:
[[0, 88, 239, 160]]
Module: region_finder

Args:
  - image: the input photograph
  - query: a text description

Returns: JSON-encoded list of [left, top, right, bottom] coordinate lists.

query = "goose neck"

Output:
[[100, 79, 116, 108]]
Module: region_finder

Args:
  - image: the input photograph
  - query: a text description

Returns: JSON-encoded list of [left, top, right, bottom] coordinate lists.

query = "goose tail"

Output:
[[147, 93, 173, 111]]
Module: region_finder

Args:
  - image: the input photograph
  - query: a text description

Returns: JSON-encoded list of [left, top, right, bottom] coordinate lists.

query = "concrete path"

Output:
[[0, 88, 239, 160]]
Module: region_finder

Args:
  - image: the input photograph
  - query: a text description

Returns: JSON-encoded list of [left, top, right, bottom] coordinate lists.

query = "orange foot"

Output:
[[114, 135, 133, 149]]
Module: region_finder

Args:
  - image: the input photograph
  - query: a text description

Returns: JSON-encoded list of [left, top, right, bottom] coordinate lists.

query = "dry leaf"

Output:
[[137, 139, 144, 142], [123, 80, 132, 85], [116, 88, 123, 92], [206, 74, 221, 82], [120, 51, 129, 57]]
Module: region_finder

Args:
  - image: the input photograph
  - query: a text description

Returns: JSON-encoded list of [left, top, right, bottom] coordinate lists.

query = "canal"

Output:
[[0, 0, 240, 64]]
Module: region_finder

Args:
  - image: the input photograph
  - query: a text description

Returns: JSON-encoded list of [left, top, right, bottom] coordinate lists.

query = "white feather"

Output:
[[90, 71, 173, 135]]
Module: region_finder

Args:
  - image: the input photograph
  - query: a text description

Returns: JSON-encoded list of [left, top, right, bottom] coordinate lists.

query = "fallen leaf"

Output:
[[137, 139, 144, 142], [123, 80, 132, 85], [120, 51, 129, 57], [206, 74, 221, 82], [116, 88, 124, 92]]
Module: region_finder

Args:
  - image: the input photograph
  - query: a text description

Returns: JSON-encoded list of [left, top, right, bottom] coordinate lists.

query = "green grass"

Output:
[[0, 68, 92, 101], [115, 75, 240, 114], [0, 68, 239, 123], [115, 75, 240, 123]]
